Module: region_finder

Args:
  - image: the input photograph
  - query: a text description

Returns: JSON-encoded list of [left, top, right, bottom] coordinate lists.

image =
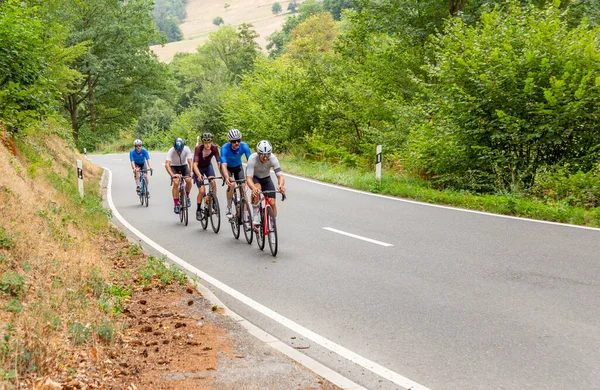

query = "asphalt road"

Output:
[[92, 153, 600, 390]]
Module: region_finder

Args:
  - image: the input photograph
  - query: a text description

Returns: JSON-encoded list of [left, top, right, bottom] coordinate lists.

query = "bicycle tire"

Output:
[[267, 206, 278, 256], [241, 198, 253, 244], [230, 197, 240, 239], [179, 188, 184, 223], [182, 199, 188, 226], [256, 205, 265, 250], [200, 201, 208, 230], [143, 181, 149, 207], [139, 178, 144, 206], [209, 194, 220, 234]]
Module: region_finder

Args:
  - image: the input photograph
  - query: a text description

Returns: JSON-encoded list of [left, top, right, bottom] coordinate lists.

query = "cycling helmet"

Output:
[[227, 128, 242, 141], [174, 137, 184, 152], [201, 132, 213, 141], [133, 139, 142, 146], [256, 140, 272, 154]]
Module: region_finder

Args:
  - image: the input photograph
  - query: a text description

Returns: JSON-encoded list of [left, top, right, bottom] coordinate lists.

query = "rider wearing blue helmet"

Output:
[[165, 137, 193, 214]]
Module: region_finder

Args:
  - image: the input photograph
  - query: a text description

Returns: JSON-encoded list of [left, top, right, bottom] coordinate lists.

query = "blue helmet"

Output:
[[174, 137, 184, 152]]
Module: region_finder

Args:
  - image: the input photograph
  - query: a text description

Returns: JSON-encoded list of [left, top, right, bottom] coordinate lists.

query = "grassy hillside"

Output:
[[151, 0, 292, 61]]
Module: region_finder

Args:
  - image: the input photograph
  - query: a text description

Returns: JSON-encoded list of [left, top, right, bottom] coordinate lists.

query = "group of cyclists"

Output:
[[129, 129, 286, 227]]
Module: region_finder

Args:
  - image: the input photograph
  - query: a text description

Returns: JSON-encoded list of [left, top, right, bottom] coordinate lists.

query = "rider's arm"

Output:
[[165, 160, 174, 177], [193, 161, 201, 178], [187, 158, 193, 177], [130, 150, 136, 170]]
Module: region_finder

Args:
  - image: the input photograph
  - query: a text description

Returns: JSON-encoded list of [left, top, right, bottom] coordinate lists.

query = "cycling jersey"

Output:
[[166, 146, 193, 166], [220, 142, 251, 168], [246, 153, 282, 179], [129, 147, 150, 165], [194, 144, 220, 168]]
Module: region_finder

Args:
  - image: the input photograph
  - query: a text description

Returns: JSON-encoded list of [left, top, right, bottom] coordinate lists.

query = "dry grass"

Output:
[[0, 124, 124, 387], [151, 0, 293, 62]]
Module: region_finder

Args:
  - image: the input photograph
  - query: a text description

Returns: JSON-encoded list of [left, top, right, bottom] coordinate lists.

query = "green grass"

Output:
[[280, 155, 600, 228]]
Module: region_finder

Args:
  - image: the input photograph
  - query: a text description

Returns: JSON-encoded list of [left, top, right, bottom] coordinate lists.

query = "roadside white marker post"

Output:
[[196, 135, 200, 146], [77, 159, 84, 198], [83, 147, 87, 157], [376, 145, 382, 181]]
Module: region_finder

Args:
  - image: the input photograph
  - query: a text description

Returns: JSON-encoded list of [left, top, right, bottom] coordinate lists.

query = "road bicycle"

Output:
[[197, 175, 223, 233], [255, 190, 286, 257], [137, 168, 152, 207], [227, 178, 253, 244], [172, 174, 190, 226]]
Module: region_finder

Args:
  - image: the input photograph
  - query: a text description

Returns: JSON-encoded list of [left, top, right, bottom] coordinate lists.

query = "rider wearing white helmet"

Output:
[[246, 140, 286, 226], [129, 139, 152, 196]]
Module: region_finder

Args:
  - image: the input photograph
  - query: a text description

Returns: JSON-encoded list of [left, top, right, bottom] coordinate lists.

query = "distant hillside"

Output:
[[151, 0, 293, 62]]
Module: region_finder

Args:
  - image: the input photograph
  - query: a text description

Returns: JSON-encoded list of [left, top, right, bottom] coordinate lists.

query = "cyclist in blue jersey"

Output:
[[129, 139, 153, 197], [220, 129, 251, 220]]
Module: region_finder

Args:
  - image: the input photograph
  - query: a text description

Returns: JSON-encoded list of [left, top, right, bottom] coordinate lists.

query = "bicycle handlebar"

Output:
[[260, 190, 287, 201], [138, 169, 153, 176]]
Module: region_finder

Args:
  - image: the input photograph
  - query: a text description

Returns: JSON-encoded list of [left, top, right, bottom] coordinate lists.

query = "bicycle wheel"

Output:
[[230, 198, 240, 239], [209, 194, 220, 234], [143, 181, 149, 207], [200, 200, 209, 230], [256, 206, 265, 250], [179, 189, 184, 223], [139, 179, 144, 205], [241, 199, 253, 244], [182, 200, 188, 226], [267, 207, 278, 256]]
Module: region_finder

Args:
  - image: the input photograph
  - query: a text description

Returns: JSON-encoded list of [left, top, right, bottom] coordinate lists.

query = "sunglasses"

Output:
[[230, 140, 241, 144], [258, 153, 271, 158], [201, 138, 212, 143], [135, 145, 142, 148]]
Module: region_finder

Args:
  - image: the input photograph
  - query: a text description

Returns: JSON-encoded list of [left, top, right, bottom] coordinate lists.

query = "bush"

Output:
[[531, 167, 600, 208]]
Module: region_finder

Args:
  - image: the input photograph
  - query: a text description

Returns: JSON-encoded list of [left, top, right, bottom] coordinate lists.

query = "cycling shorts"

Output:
[[227, 165, 244, 181], [194, 165, 215, 187], [252, 176, 275, 193], [172, 165, 190, 177], [134, 162, 148, 171]]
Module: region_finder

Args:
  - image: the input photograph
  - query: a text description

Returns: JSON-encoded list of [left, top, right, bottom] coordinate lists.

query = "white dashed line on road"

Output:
[[323, 227, 394, 247]]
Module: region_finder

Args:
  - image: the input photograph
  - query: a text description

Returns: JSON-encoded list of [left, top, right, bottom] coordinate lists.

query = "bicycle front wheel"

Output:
[[143, 182, 149, 207], [241, 199, 253, 245], [139, 180, 144, 205], [209, 194, 220, 234], [179, 189, 185, 223], [256, 207, 265, 251], [267, 207, 278, 256]]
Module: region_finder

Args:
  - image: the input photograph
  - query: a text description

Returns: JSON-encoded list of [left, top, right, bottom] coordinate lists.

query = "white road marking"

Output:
[[104, 168, 429, 390], [323, 227, 394, 247]]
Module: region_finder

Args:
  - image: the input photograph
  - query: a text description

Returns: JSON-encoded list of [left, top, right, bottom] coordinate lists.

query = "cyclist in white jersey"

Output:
[[245, 140, 286, 226], [165, 137, 193, 214]]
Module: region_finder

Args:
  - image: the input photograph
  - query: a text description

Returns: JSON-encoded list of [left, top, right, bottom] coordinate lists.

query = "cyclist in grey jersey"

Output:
[[245, 140, 286, 225], [165, 137, 193, 214]]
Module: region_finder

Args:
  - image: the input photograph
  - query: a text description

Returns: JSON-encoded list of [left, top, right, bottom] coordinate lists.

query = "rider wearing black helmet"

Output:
[[165, 137, 193, 214], [193, 132, 221, 220]]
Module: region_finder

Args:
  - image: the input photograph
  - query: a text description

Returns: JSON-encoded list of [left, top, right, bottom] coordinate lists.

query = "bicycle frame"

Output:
[[255, 190, 286, 256]]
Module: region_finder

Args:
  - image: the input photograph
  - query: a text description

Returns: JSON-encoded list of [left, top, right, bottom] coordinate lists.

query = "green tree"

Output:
[[0, 0, 84, 132], [60, 0, 171, 147], [323, 0, 354, 20], [420, 3, 600, 190], [272, 2, 282, 14], [287, 1, 298, 13]]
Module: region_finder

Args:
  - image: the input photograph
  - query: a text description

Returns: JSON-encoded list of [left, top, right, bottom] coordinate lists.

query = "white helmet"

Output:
[[133, 139, 142, 146], [256, 140, 272, 154], [227, 128, 242, 141]]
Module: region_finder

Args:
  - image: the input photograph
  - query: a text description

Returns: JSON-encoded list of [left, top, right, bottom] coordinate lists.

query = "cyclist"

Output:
[[220, 128, 251, 220], [165, 137, 193, 214], [245, 140, 286, 226], [129, 139, 153, 197], [193, 132, 221, 221]]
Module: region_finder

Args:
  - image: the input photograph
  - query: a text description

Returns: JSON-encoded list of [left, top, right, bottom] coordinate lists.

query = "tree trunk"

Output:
[[69, 95, 80, 143], [448, 0, 466, 16], [88, 75, 96, 133]]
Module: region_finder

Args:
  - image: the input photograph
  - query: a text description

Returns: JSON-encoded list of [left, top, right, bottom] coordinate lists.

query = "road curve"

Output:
[[91, 153, 600, 390]]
